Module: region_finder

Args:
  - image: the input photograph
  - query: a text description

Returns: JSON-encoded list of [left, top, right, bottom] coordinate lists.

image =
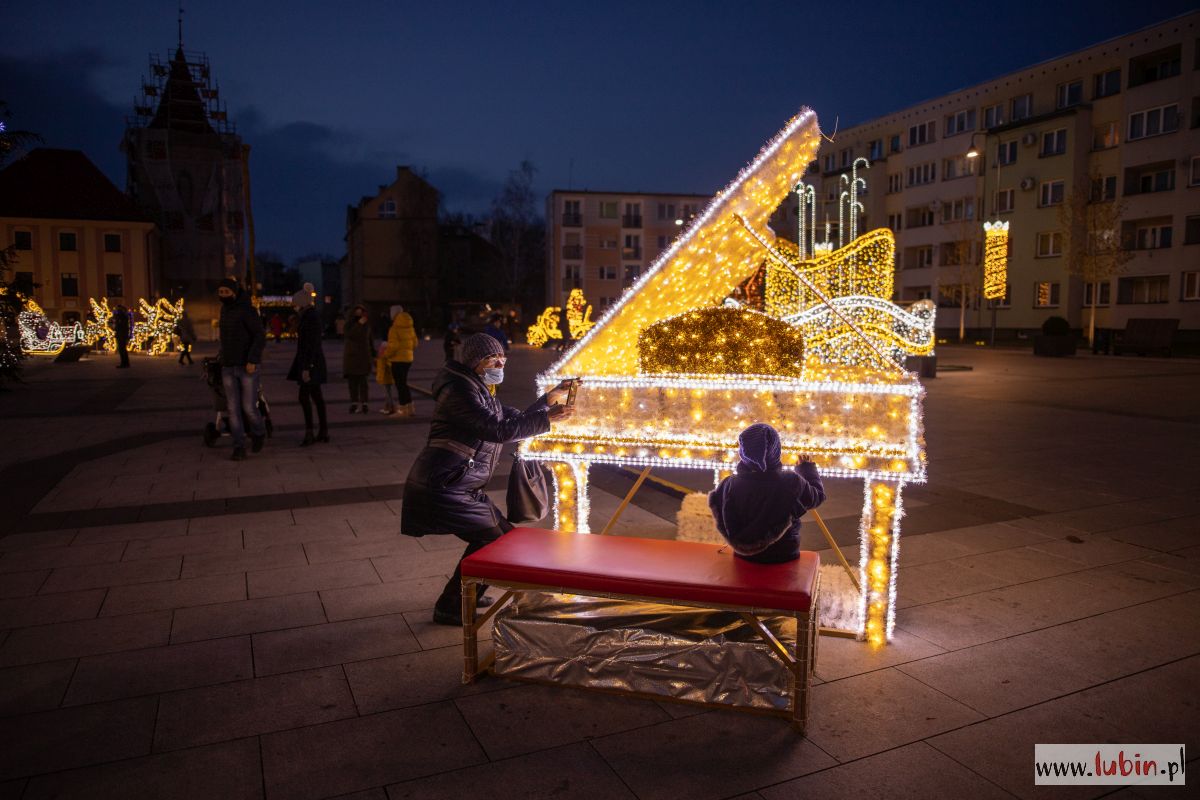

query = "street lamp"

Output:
[[965, 131, 1004, 346]]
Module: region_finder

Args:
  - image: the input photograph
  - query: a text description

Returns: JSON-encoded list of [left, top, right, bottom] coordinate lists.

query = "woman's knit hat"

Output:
[[292, 283, 315, 309], [460, 332, 504, 368], [738, 423, 783, 472]]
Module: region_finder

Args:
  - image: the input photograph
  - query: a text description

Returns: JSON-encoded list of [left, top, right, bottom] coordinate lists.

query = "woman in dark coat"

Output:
[[342, 304, 373, 413], [403, 332, 573, 625], [286, 287, 329, 446]]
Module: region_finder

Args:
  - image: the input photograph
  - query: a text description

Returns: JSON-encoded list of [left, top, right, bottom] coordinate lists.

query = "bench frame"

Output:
[[461, 571, 820, 732]]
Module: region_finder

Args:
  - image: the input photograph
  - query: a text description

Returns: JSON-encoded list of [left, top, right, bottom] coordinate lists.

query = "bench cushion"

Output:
[[462, 527, 819, 613]]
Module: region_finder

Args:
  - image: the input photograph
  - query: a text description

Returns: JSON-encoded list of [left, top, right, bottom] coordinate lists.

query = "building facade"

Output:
[[342, 166, 440, 330], [0, 149, 156, 324], [545, 190, 712, 312], [793, 12, 1200, 338], [123, 43, 248, 327]]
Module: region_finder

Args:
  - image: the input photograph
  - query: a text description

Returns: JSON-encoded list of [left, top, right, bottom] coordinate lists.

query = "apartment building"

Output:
[[545, 190, 711, 311], [793, 12, 1200, 338]]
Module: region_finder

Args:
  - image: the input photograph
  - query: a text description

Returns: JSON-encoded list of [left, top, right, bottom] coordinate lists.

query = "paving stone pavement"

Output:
[[1, 340, 1198, 799]]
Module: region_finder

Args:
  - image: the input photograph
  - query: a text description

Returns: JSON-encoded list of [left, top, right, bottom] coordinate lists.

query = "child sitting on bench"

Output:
[[708, 423, 826, 564]]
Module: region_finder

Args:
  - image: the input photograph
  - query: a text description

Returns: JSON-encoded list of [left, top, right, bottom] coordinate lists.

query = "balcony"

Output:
[[562, 245, 583, 259], [621, 215, 642, 228], [561, 213, 582, 227], [622, 247, 642, 260]]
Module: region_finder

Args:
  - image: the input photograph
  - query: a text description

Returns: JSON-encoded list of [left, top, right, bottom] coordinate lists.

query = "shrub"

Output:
[[1041, 316, 1070, 337]]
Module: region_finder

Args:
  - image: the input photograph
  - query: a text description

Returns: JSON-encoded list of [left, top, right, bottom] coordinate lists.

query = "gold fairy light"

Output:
[[983, 221, 1009, 301]]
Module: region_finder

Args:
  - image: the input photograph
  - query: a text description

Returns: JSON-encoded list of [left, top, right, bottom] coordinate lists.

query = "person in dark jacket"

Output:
[[483, 313, 510, 353], [112, 304, 131, 368], [708, 423, 825, 564], [217, 278, 267, 461], [287, 287, 329, 446], [342, 304, 372, 413], [403, 332, 574, 625], [175, 309, 196, 365]]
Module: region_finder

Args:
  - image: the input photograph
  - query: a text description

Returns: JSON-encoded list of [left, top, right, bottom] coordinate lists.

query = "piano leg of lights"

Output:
[[860, 479, 903, 644], [548, 460, 591, 534]]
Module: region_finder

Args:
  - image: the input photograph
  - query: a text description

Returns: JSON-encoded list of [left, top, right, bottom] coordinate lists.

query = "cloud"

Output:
[[2, 49, 501, 262]]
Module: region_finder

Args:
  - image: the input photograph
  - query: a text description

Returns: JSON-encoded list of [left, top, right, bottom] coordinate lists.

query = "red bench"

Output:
[[460, 527, 821, 731]]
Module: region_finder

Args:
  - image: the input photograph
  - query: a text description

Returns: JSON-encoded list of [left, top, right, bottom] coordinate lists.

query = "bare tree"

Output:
[[936, 219, 983, 343], [1058, 175, 1132, 347], [490, 161, 541, 308]]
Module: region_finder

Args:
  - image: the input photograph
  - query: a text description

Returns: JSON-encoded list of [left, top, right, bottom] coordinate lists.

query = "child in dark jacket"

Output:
[[708, 423, 826, 564]]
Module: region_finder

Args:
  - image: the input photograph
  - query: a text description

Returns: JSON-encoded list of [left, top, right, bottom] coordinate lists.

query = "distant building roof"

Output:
[[0, 148, 152, 222], [149, 48, 218, 136]]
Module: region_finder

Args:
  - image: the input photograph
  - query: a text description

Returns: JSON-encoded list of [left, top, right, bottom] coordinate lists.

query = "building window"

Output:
[[1038, 180, 1065, 207], [1129, 46, 1181, 88], [378, 198, 396, 219], [995, 188, 1015, 214], [597, 265, 616, 281], [1183, 215, 1200, 246], [623, 265, 640, 286], [1190, 156, 1200, 187], [903, 246, 933, 269], [1033, 281, 1061, 307], [1091, 175, 1117, 202], [941, 197, 975, 223], [908, 121, 935, 147], [622, 234, 641, 259], [1128, 104, 1179, 141], [886, 213, 903, 232], [887, 173, 903, 194], [13, 230, 32, 250], [562, 200, 582, 226], [1117, 275, 1170, 304], [105, 273, 124, 297], [1036, 232, 1063, 258], [58, 232, 77, 252], [906, 162, 936, 187], [944, 109, 976, 137], [1084, 281, 1111, 306], [939, 240, 972, 266], [997, 140, 1017, 166], [840, 148, 852, 168], [104, 233, 122, 253], [1055, 80, 1083, 109], [1011, 93, 1033, 121], [823, 154, 836, 172], [598, 201, 618, 219], [61, 273, 79, 297], [656, 202, 675, 221], [598, 237, 617, 250], [1093, 68, 1121, 98], [868, 139, 883, 161], [942, 156, 976, 180], [983, 103, 1004, 129], [622, 203, 642, 228], [889, 134, 902, 154], [1133, 223, 1173, 250], [1092, 121, 1119, 150], [989, 284, 1012, 308], [1126, 163, 1175, 195], [905, 207, 935, 228], [563, 264, 582, 289], [1182, 271, 1200, 301], [14, 271, 34, 291], [1040, 129, 1067, 157]]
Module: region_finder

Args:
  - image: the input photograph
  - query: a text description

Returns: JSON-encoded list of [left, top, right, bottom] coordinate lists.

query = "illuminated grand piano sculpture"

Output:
[[521, 110, 934, 644]]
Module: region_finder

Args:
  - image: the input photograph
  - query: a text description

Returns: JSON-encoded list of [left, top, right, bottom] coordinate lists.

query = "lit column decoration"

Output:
[[859, 479, 903, 645], [794, 182, 816, 261], [983, 220, 1009, 300], [548, 459, 590, 533]]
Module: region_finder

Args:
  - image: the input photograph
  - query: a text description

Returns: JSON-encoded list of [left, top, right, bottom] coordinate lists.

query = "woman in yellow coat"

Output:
[[385, 307, 418, 416]]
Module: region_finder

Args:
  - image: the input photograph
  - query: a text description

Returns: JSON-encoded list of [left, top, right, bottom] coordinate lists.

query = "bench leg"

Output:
[[461, 580, 478, 684], [792, 609, 813, 733]]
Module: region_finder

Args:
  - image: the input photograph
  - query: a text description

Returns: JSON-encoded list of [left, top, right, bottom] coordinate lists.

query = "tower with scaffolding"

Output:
[[123, 31, 251, 327]]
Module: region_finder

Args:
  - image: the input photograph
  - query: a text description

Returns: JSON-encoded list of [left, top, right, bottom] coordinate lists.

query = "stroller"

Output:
[[201, 357, 274, 447]]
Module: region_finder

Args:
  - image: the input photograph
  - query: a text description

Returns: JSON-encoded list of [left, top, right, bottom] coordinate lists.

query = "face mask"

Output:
[[219, 294, 236, 305], [481, 367, 504, 385]]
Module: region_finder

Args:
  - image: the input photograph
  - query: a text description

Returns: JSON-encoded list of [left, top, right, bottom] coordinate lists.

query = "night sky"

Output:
[[3, 0, 1194, 262]]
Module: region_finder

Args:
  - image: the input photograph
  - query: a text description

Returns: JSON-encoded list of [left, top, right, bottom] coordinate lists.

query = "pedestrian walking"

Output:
[[113, 304, 131, 368], [443, 322, 462, 363], [343, 304, 372, 413], [483, 312, 510, 353], [217, 278, 267, 461], [175, 309, 196, 365], [376, 341, 397, 414], [287, 288, 329, 446], [401, 333, 575, 625], [385, 306, 418, 417]]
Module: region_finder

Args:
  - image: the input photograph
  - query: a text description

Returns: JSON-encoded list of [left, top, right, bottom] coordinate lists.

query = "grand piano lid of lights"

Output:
[[523, 109, 936, 644]]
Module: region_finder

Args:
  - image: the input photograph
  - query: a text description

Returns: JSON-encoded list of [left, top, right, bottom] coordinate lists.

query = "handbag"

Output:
[[506, 454, 552, 524]]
